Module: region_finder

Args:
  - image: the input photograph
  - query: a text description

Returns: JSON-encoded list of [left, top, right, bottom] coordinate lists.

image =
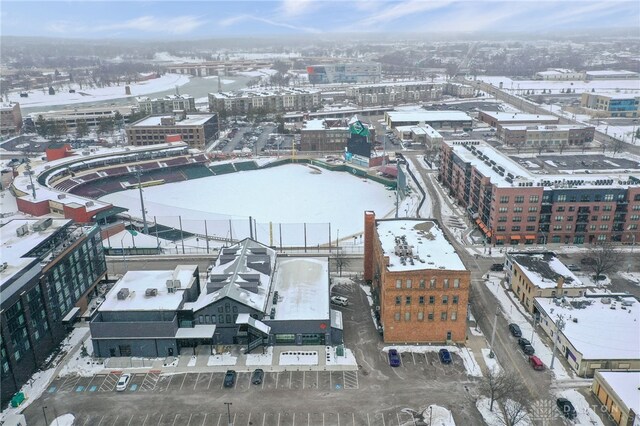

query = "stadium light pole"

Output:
[[134, 166, 149, 234]]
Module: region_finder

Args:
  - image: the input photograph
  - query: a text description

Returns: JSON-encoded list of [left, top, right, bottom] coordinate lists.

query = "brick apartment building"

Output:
[[439, 141, 640, 246], [364, 212, 469, 344], [126, 112, 218, 150], [1, 103, 22, 135], [345, 81, 442, 106], [208, 88, 320, 115], [477, 111, 559, 136], [501, 124, 595, 148]]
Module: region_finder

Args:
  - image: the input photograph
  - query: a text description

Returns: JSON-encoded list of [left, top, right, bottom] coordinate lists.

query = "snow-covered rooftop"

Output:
[[480, 111, 558, 123], [386, 110, 472, 124], [132, 114, 214, 127], [0, 218, 71, 287], [587, 92, 640, 100], [99, 265, 197, 312], [597, 371, 640, 414], [395, 124, 442, 138], [534, 296, 640, 360], [509, 252, 583, 289], [501, 124, 593, 132], [211, 87, 318, 99], [585, 70, 638, 76], [269, 257, 329, 321], [376, 219, 465, 272], [302, 118, 348, 131]]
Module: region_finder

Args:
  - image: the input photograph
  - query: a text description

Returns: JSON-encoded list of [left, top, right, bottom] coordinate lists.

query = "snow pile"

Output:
[[555, 389, 605, 425], [481, 349, 502, 373], [420, 405, 455, 426], [485, 276, 571, 379], [163, 357, 179, 367], [207, 353, 238, 366], [383, 345, 482, 377], [279, 351, 318, 366], [618, 272, 640, 285], [245, 347, 274, 366], [476, 398, 532, 426], [187, 356, 197, 367], [50, 414, 75, 426], [325, 347, 357, 366]]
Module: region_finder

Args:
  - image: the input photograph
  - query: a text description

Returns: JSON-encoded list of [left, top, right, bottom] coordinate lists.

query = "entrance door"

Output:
[[168, 347, 174, 356]]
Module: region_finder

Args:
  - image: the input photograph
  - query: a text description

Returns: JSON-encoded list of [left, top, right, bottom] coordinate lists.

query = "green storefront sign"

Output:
[[349, 120, 369, 137]]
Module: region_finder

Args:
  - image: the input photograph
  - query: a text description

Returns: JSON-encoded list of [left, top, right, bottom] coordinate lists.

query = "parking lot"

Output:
[[47, 370, 361, 395]]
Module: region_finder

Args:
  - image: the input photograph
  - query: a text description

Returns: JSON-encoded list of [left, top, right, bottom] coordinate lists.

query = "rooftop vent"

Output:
[[145, 288, 158, 297], [32, 218, 53, 232], [117, 288, 130, 300], [16, 224, 29, 237]]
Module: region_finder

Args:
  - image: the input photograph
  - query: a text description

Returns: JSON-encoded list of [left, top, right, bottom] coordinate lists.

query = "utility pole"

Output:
[[224, 402, 233, 426], [550, 315, 565, 370], [25, 162, 37, 200], [489, 307, 499, 358], [135, 167, 149, 234]]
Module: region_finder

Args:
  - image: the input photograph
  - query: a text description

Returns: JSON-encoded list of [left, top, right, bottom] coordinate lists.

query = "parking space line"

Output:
[[172, 414, 179, 426], [186, 414, 193, 426], [193, 373, 200, 390], [97, 416, 106, 426], [302, 371, 305, 389], [367, 414, 370, 426], [308, 413, 310, 426], [142, 414, 149, 426], [217, 413, 222, 426], [323, 413, 325, 426], [396, 412, 401, 426], [179, 374, 187, 390], [262, 413, 266, 426], [157, 414, 163, 426], [83, 416, 92, 426], [112, 416, 119, 426], [337, 413, 340, 426], [288, 371, 292, 388], [411, 352, 416, 364], [352, 413, 355, 425], [247, 412, 251, 426], [201, 414, 207, 426], [127, 415, 135, 426], [329, 371, 332, 389], [277, 413, 281, 426], [275, 372, 280, 388], [207, 372, 214, 389]]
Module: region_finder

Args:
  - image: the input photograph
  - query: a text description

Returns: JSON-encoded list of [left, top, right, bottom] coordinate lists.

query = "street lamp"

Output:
[[224, 402, 233, 426], [42, 406, 49, 425]]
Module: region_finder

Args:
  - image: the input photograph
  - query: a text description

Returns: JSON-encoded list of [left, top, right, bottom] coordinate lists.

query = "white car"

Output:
[[330, 296, 349, 307], [116, 373, 131, 392]]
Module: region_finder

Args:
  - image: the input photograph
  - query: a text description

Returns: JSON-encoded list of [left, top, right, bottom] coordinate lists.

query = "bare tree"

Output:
[[480, 368, 527, 412], [611, 138, 625, 156], [334, 248, 350, 277], [498, 398, 531, 426], [536, 140, 548, 155], [558, 140, 567, 154], [583, 242, 623, 283]]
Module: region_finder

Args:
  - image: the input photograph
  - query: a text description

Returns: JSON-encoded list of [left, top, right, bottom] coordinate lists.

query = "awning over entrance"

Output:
[[525, 235, 536, 240], [236, 313, 271, 336], [486, 231, 493, 238], [495, 236, 505, 240], [93, 206, 128, 223], [331, 309, 343, 330], [510, 236, 521, 240], [62, 307, 81, 323], [175, 325, 217, 339]]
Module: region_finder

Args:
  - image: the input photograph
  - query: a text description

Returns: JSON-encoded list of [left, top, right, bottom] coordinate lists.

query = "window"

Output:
[[556, 207, 565, 212], [555, 216, 564, 222], [395, 296, 401, 305], [601, 215, 610, 221], [528, 206, 538, 212], [592, 215, 598, 221], [199, 315, 204, 324], [406, 279, 412, 289], [419, 296, 425, 305], [453, 296, 459, 304], [417, 312, 424, 321], [513, 216, 522, 222], [515, 196, 524, 203], [396, 279, 402, 289], [218, 314, 224, 324], [529, 195, 539, 203], [600, 224, 609, 230], [499, 207, 508, 213], [443, 279, 449, 289], [441, 312, 447, 321], [497, 225, 506, 232], [429, 296, 435, 304], [498, 216, 507, 222], [513, 207, 523, 213], [405, 296, 411, 305], [453, 279, 460, 288], [446, 331, 452, 340], [430, 278, 436, 288], [604, 194, 614, 202], [442, 296, 448, 304], [451, 312, 457, 321], [394, 313, 401, 321], [527, 216, 537, 222], [511, 226, 521, 232], [405, 312, 411, 321], [428, 313, 434, 321], [603, 205, 612, 212], [557, 194, 566, 202], [419, 279, 426, 288], [500, 196, 509, 203]]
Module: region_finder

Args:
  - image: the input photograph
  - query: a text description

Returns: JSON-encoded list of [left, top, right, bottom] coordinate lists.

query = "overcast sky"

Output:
[[2, 0, 639, 39]]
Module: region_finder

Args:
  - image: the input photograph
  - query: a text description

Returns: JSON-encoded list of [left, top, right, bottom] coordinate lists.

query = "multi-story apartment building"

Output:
[[307, 63, 381, 84], [584, 70, 639, 80], [478, 111, 559, 129], [346, 82, 442, 106], [501, 124, 595, 148], [30, 106, 135, 130], [126, 112, 218, 150], [0, 218, 107, 404], [300, 118, 349, 152], [504, 251, 587, 313], [1, 103, 22, 135], [439, 141, 640, 246], [444, 82, 475, 98], [208, 88, 320, 115], [364, 212, 469, 344], [581, 93, 640, 118], [534, 69, 584, 80], [137, 95, 196, 115], [385, 110, 473, 130]]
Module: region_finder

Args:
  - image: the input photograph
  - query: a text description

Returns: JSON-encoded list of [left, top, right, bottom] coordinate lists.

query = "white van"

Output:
[[330, 296, 349, 307]]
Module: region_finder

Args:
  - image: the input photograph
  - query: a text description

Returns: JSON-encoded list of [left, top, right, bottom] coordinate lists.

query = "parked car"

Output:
[[556, 398, 577, 419], [566, 264, 580, 271], [388, 349, 401, 367], [438, 349, 452, 364], [330, 296, 349, 307], [517, 338, 531, 349], [224, 370, 237, 388], [522, 344, 535, 355], [592, 274, 608, 282], [251, 368, 264, 385], [529, 355, 544, 370], [490, 263, 504, 272], [580, 257, 595, 265], [116, 373, 131, 392], [508, 323, 522, 337]]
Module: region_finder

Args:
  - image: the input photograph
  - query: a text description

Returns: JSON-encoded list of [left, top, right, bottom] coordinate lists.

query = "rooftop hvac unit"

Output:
[[117, 288, 130, 300], [32, 218, 52, 232], [16, 224, 29, 237], [57, 194, 66, 199], [0, 262, 8, 273], [145, 288, 158, 297], [85, 201, 94, 207]]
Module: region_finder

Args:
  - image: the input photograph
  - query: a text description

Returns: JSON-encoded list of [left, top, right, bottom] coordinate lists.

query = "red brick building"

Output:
[[439, 141, 640, 246], [364, 212, 470, 344]]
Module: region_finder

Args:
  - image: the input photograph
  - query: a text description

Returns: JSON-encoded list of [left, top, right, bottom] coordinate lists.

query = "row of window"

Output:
[[393, 311, 458, 321], [394, 278, 461, 289], [394, 295, 459, 305], [499, 195, 539, 204], [498, 207, 538, 213]]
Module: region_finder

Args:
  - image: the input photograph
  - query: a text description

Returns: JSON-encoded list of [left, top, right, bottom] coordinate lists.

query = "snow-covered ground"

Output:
[[383, 345, 482, 377], [207, 353, 238, 366], [555, 389, 605, 426], [325, 347, 357, 366], [481, 348, 502, 373], [476, 397, 532, 426], [420, 405, 456, 426], [485, 274, 572, 379], [7, 73, 190, 108], [619, 272, 640, 285], [245, 347, 274, 366], [100, 163, 396, 246], [49, 414, 75, 426], [279, 351, 318, 366]]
